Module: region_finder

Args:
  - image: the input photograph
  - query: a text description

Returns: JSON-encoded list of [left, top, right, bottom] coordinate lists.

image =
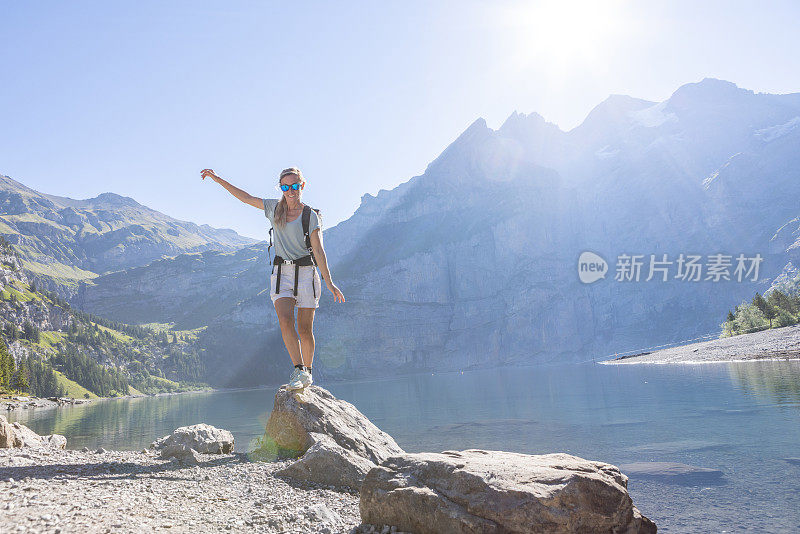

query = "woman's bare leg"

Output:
[[274, 297, 302, 366], [297, 307, 316, 368]]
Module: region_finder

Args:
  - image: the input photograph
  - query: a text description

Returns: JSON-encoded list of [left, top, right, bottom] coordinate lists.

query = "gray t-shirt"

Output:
[[263, 198, 321, 260]]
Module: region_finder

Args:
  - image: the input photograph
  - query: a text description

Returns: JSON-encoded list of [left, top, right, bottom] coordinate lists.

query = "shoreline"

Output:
[[1, 385, 218, 414], [601, 355, 800, 365], [601, 323, 800, 365]]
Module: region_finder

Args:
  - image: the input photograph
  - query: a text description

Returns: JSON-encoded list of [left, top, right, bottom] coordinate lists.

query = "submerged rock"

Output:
[[150, 423, 234, 454], [360, 449, 657, 534], [620, 461, 725, 485]]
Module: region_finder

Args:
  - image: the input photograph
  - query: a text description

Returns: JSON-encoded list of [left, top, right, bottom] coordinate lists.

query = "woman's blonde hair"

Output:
[[273, 167, 306, 229]]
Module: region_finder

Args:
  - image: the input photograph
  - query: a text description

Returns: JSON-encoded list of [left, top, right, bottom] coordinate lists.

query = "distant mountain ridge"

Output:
[[44, 78, 800, 386], [0, 174, 258, 295]]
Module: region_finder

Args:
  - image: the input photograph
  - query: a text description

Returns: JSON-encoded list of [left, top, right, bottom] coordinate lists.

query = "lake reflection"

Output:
[[9, 361, 800, 532]]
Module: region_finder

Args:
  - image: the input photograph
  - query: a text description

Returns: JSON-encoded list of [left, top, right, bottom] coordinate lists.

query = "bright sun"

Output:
[[494, 0, 630, 76]]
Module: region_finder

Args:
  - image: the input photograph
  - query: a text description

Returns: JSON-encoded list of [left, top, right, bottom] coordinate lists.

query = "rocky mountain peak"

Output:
[[576, 94, 656, 130], [665, 78, 755, 116], [89, 192, 142, 209], [498, 110, 563, 142], [670, 77, 750, 101]]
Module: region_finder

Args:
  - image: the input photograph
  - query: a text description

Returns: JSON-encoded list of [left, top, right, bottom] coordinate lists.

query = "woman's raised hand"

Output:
[[200, 168, 221, 181]]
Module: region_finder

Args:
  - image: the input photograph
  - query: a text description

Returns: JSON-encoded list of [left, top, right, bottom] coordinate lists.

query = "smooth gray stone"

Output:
[[361, 449, 657, 534], [150, 423, 233, 454]]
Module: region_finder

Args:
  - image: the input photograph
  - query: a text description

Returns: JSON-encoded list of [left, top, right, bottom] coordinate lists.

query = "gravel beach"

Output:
[[602, 323, 800, 364], [0, 447, 361, 533]]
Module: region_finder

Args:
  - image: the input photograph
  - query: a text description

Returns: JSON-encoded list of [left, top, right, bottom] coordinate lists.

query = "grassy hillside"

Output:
[[0, 173, 258, 298], [54, 370, 98, 399], [1, 235, 212, 399]]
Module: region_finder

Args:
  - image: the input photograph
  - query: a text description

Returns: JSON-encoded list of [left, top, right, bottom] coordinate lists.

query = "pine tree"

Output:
[[0, 341, 14, 390], [11, 365, 29, 393], [768, 289, 800, 318], [753, 292, 776, 328], [724, 310, 737, 335]]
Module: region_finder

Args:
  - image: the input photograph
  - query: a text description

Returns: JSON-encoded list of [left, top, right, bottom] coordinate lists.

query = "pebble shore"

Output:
[[2, 397, 91, 412], [602, 323, 800, 364], [0, 447, 362, 533]]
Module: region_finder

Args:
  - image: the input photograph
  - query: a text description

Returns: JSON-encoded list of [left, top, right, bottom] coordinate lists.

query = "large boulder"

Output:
[[150, 423, 234, 454], [0, 415, 22, 448], [275, 432, 377, 489], [360, 449, 657, 534], [265, 385, 403, 463], [0, 415, 66, 449], [264, 385, 404, 488]]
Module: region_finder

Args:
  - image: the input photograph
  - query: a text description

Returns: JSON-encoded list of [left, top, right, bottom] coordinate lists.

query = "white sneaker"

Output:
[[287, 368, 304, 390], [299, 369, 313, 388]]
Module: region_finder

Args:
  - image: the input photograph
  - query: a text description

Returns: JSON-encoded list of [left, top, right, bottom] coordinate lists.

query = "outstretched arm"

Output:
[[310, 228, 345, 303], [201, 169, 263, 210]]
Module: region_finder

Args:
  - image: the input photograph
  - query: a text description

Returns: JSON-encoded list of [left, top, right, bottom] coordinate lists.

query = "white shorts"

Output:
[[270, 264, 321, 309]]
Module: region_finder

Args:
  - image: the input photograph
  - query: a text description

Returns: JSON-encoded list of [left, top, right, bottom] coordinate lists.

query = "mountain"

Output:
[[0, 236, 208, 398], [77, 78, 800, 386], [0, 175, 258, 296]]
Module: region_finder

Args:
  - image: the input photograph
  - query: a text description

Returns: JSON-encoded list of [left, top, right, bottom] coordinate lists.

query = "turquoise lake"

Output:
[[8, 361, 800, 533]]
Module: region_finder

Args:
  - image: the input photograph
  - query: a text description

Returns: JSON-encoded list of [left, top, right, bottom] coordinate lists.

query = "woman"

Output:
[[201, 167, 345, 390]]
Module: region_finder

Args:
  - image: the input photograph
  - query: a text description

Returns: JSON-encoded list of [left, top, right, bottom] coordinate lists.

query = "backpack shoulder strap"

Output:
[[302, 205, 321, 262], [302, 205, 312, 248], [267, 202, 280, 263]]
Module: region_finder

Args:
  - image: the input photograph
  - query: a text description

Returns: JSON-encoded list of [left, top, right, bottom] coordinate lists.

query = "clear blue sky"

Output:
[[2, 1, 799, 240]]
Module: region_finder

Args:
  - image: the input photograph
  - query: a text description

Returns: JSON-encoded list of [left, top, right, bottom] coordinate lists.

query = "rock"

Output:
[[151, 423, 234, 454], [96, 447, 106, 454], [0, 415, 22, 448], [302, 502, 342, 524], [276, 432, 376, 489], [10, 422, 46, 447], [265, 385, 403, 463], [620, 461, 724, 485], [0, 417, 66, 449], [360, 449, 657, 534], [265, 385, 404, 489], [43, 434, 67, 450], [160, 443, 201, 465]]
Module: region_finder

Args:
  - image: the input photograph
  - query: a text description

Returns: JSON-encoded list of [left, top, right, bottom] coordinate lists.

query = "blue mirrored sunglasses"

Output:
[[275, 183, 302, 192]]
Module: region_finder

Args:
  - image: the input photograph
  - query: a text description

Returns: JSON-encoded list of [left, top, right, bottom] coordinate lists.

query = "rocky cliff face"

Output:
[[1, 251, 72, 333], [0, 175, 257, 297], [78, 79, 800, 386]]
